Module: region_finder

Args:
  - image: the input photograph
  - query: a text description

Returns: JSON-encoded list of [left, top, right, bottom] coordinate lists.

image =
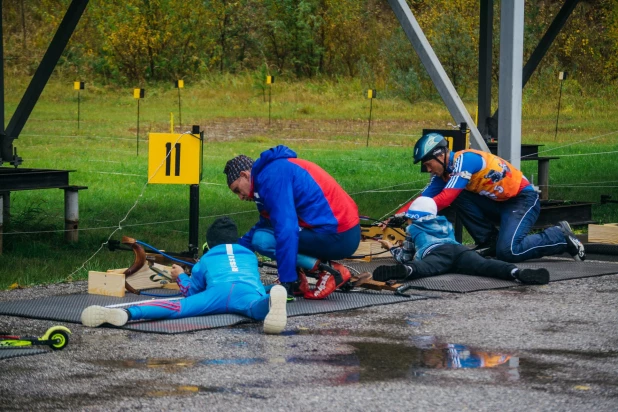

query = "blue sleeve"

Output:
[[259, 172, 299, 282], [441, 152, 484, 190], [421, 175, 447, 198], [176, 260, 207, 297]]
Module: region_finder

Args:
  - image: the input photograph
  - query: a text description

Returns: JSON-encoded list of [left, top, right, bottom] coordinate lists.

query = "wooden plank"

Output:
[[88, 271, 125, 297], [125, 263, 179, 291], [106, 264, 180, 291], [350, 272, 403, 291], [588, 224, 618, 245], [351, 240, 386, 262]]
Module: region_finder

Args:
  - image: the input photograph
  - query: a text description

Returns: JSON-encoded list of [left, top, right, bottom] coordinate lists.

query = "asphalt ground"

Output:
[[1, 268, 617, 411]]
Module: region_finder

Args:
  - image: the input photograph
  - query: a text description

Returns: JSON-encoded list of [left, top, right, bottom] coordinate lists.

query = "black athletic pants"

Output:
[[408, 244, 518, 280]]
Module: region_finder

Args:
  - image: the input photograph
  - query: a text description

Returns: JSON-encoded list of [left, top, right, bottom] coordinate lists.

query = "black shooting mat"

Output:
[[0, 348, 48, 361], [582, 243, 618, 263], [341, 257, 618, 293], [0, 288, 426, 334]]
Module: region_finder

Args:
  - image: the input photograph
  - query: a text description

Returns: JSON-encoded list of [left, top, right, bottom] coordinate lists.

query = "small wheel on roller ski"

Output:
[[48, 331, 69, 350]]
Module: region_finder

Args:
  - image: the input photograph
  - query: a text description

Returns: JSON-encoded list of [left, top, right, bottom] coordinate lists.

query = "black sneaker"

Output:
[[372, 264, 412, 282], [516, 268, 550, 285], [473, 239, 497, 258], [279, 282, 298, 301], [558, 221, 586, 261]]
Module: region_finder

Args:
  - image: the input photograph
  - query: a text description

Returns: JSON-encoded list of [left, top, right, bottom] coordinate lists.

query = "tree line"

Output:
[[3, 0, 617, 100]]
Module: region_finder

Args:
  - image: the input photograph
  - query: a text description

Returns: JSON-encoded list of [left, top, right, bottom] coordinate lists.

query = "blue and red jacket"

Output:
[[239, 145, 359, 281]]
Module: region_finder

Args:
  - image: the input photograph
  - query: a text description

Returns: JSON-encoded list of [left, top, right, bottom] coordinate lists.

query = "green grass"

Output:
[[1, 75, 617, 289]]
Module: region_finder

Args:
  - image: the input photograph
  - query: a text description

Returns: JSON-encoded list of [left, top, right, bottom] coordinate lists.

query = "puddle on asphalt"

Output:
[[147, 385, 224, 397], [92, 358, 198, 371], [280, 328, 408, 340], [91, 338, 517, 384]]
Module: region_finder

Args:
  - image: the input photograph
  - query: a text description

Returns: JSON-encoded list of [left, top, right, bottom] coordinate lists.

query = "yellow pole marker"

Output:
[[366, 89, 377, 147], [175, 80, 184, 128], [266, 76, 274, 125], [170, 113, 174, 133], [134, 88, 145, 155], [74, 82, 85, 131]]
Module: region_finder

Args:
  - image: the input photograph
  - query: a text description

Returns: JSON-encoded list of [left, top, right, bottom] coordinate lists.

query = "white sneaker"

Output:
[[81, 305, 129, 327], [263, 285, 287, 334]]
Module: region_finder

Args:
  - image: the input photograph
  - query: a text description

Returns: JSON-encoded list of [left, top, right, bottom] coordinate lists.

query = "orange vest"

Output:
[[451, 149, 524, 201]]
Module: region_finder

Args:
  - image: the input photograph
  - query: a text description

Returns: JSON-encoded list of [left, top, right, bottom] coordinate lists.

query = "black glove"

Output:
[[388, 213, 407, 228]]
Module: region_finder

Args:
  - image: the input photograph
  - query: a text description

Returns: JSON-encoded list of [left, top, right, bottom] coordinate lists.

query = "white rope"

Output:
[[536, 150, 618, 157], [543, 184, 618, 188], [66, 132, 195, 279], [21, 133, 139, 142], [348, 179, 428, 195], [519, 129, 618, 160], [91, 171, 145, 177], [352, 188, 426, 194], [3, 210, 256, 236]]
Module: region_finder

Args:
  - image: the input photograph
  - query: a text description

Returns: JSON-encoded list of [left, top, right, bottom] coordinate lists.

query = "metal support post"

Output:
[[0, 2, 5, 165], [491, 0, 580, 128], [64, 187, 80, 242], [538, 159, 551, 201], [1, 191, 9, 226], [497, 1, 524, 169], [477, 0, 493, 140], [189, 184, 200, 258], [0, 195, 3, 255]]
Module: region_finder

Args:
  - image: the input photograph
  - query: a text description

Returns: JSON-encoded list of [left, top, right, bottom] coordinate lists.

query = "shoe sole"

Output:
[[558, 221, 586, 261], [81, 305, 128, 327], [373, 265, 409, 282], [264, 285, 287, 334], [518, 268, 550, 285]]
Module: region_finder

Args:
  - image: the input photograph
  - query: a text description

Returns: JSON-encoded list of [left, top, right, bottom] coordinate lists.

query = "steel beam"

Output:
[[477, 0, 493, 140], [2, 0, 89, 164], [0, 2, 4, 139], [0, 168, 72, 191], [497, 1, 524, 169], [522, 0, 580, 88], [387, 0, 489, 152], [492, 0, 580, 125]]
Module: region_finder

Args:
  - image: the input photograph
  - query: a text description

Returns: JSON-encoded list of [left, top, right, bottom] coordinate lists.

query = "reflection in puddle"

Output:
[[201, 358, 266, 366], [92, 338, 517, 384], [405, 313, 441, 327], [147, 385, 223, 397], [92, 358, 197, 372], [299, 341, 517, 384]]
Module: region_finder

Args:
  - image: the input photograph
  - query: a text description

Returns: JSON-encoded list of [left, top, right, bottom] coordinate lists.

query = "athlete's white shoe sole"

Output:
[[263, 285, 287, 334], [81, 305, 129, 327]]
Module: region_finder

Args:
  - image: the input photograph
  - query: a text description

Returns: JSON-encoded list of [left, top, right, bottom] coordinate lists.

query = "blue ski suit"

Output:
[[126, 244, 270, 321]]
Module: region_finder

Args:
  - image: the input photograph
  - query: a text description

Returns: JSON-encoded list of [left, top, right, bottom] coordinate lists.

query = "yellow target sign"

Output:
[[148, 133, 202, 184]]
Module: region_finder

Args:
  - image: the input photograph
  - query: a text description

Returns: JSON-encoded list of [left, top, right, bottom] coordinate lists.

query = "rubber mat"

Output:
[[0, 290, 426, 334], [0, 348, 47, 361], [342, 258, 618, 293], [582, 243, 618, 263]]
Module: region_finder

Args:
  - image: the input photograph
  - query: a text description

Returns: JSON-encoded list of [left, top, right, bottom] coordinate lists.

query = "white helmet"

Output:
[[405, 196, 437, 220]]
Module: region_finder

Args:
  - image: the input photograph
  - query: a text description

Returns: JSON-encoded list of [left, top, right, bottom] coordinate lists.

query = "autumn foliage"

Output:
[[3, 0, 618, 98]]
